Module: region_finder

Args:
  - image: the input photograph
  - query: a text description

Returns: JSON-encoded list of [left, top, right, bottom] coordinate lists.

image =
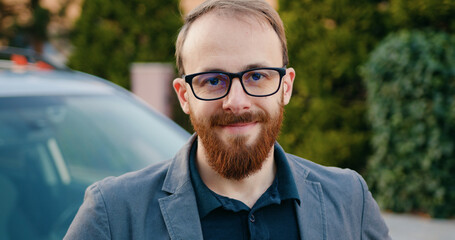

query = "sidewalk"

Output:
[[382, 212, 455, 240]]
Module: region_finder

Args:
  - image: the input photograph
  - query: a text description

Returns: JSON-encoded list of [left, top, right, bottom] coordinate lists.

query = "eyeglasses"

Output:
[[183, 67, 286, 101]]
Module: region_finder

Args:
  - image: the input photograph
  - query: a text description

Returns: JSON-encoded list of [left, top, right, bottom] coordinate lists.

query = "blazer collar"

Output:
[[282, 143, 327, 240], [159, 134, 203, 240], [161, 134, 197, 194]]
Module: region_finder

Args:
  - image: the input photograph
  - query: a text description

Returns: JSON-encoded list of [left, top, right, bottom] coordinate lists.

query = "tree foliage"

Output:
[[278, 0, 388, 170], [278, 0, 455, 171], [387, 0, 455, 32], [0, 0, 50, 49], [68, 0, 182, 88], [362, 30, 455, 218]]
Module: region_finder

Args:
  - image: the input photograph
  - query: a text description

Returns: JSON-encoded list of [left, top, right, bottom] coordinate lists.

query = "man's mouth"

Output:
[[209, 110, 267, 130], [220, 121, 258, 134]]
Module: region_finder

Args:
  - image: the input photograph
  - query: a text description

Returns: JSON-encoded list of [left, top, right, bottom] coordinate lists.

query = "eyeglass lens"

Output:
[[191, 69, 281, 100]]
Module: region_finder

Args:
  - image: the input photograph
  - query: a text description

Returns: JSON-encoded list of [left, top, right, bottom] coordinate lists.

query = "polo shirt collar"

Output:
[[273, 142, 301, 204], [189, 141, 222, 218]]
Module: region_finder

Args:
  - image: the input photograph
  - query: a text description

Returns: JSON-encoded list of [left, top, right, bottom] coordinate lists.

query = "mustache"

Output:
[[209, 111, 268, 127]]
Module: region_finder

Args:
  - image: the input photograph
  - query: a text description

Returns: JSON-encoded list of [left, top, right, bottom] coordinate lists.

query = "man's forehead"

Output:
[[197, 62, 273, 73], [182, 11, 274, 53], [189, 10, 271, 34], [205, 8, 270, 25], [181, 11, 281, 73]]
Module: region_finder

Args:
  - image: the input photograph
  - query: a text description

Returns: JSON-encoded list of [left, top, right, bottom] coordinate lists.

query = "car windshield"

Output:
[[0, 94, 189, 239]]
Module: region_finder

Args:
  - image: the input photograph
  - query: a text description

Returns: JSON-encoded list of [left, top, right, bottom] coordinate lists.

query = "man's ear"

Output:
[[173, 78, 190, 114], [283, 67, 295, 105]]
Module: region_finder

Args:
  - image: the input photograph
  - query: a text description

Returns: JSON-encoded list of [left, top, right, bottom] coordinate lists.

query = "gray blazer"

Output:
[[65, 135, 390, 239]]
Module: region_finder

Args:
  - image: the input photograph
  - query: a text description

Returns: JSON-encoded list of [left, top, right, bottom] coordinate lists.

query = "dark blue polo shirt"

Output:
[[189, 140, 301, 240]]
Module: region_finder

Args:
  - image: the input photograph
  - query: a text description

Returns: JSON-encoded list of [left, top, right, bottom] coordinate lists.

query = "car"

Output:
[[0, 47, 190, 240]]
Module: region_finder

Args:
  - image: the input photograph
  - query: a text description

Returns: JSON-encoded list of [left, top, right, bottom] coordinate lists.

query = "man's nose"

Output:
[[222, 78, 251, 114]]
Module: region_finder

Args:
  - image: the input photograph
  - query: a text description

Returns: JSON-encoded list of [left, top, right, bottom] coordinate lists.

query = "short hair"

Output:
[[175, 0, 288, 75]]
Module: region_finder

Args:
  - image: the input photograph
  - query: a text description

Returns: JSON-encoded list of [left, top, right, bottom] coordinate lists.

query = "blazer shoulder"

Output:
[[286, 153, 366, 197], [89, 160, 172, 204], [67, 160, 175, 239]]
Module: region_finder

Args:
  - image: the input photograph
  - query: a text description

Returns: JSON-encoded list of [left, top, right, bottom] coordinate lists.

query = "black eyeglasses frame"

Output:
[[183, 67, 287, 101]]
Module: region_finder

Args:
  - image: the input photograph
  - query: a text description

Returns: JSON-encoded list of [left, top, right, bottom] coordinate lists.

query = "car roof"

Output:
[[0, 47, 123, 97], [0, 70, 119, 97]]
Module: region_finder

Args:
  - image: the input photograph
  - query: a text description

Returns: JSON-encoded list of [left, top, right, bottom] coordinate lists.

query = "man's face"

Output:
[[174, 12, 295, 180]]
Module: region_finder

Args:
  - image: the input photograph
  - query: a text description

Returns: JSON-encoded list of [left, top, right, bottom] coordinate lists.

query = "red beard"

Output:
[[190, 104, 283, 180]]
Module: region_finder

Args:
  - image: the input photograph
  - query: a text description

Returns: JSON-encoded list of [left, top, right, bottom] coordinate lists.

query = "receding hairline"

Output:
[[180, 10, 278, 66], [175, 0, 288, 76]]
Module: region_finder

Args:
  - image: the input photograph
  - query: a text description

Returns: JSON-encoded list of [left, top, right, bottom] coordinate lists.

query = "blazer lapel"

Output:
[[285, 150, 327, 240], [158, 135, 204, 240], [159, 181, 203, 240], [295, 180, 327, 240]]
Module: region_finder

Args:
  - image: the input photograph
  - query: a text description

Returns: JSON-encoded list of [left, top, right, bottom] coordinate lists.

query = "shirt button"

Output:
[[249, 214, 255, 223]]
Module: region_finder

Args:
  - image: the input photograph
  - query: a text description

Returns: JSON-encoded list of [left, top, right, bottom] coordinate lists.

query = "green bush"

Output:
[[68, 0, 181, 89], [362, 30, 455, 218]]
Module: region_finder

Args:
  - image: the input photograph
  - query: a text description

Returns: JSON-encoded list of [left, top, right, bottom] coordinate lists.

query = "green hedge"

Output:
[[362, 30, 455, 218]]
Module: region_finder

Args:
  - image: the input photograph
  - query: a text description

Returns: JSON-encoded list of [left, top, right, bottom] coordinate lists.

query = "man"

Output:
[[65, 0, 391, 239]]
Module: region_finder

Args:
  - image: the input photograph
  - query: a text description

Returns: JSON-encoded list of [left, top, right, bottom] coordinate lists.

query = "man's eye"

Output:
[[250, 73, 264, 81], [207, 77, 220, 86], [245, 72, 267, 82]]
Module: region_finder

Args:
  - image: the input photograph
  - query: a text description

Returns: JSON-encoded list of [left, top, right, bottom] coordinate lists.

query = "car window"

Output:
[[0, 94, 189, 239]]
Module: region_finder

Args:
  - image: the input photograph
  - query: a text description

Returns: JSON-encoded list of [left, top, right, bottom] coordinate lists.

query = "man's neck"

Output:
[[196, 140, 276, 208]]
